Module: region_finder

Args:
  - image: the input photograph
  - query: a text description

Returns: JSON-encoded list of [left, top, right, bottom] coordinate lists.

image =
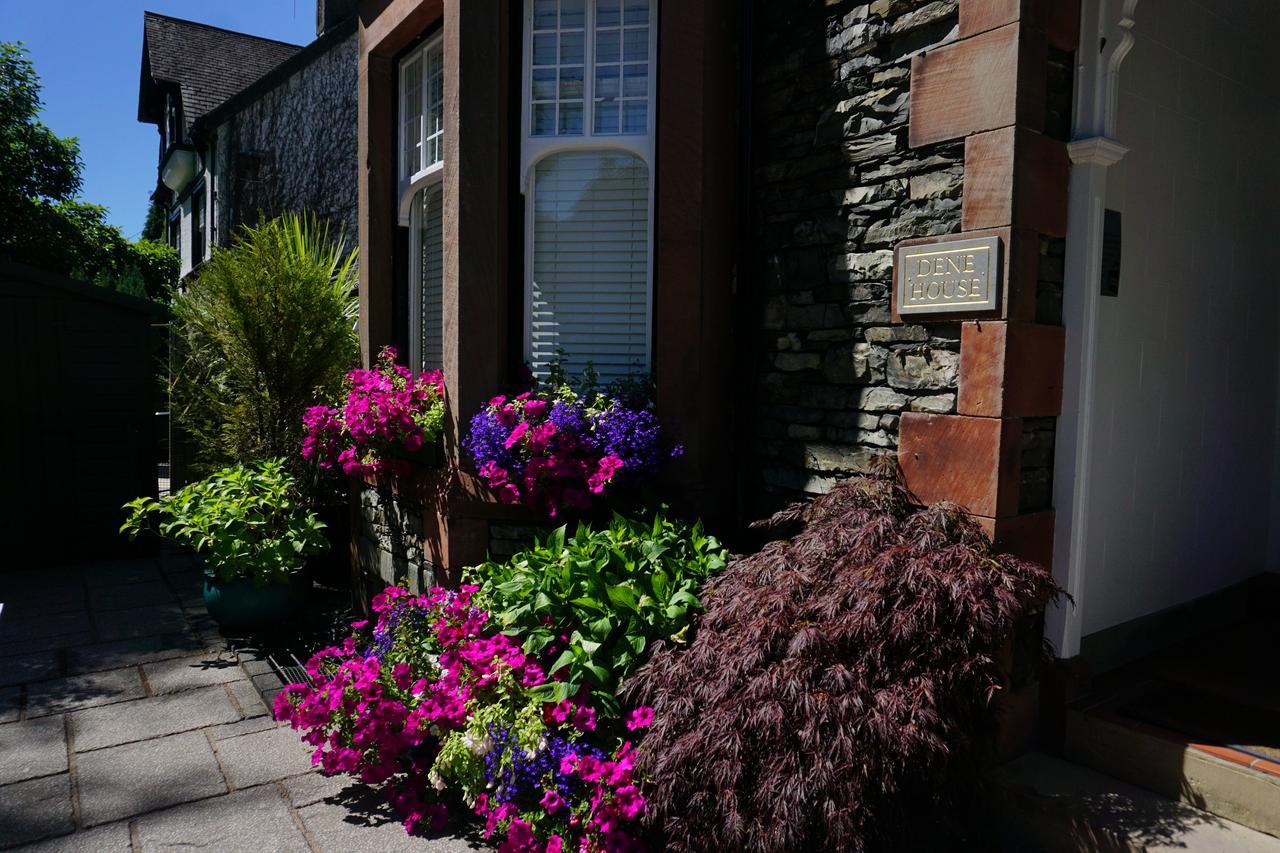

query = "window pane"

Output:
[[596, 28, 620, 63], [560, 0, 585, 29], [559, 66, 584, 99], [597, 0, 621, 28], [594, 100, 620, 134], [558, 101, 584, 135], [594, 65, 619, 99], [622, 100, 646, 134], [533, 32, 557, 65], [532, 67, 557, 100], [533, 102, 556, 136], [622, 63, 647, 97], [623, 0, 649, 26], [533, 0, 557, 29], [623, 27, 648, 62], [559, 30, 584, 65], [530, 150, 650, 383]]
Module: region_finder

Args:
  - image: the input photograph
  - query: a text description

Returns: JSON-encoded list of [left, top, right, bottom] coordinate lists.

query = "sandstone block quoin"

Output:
[[958, 321, 1065, 418], [898, 412, 1022, 518]]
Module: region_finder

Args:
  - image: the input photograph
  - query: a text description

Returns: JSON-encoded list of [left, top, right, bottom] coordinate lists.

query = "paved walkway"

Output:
[[0, 555, 478, 852]]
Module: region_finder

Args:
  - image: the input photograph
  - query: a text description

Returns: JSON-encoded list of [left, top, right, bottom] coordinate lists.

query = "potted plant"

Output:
[[121, 458, 328, 629]]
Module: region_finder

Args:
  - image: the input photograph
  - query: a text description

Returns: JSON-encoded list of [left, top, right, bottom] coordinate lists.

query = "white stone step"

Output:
[[990, 751, 1280, 852], [1065, 708, 1280, 838]]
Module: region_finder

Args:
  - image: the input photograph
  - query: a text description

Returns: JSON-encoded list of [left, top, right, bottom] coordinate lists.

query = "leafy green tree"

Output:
[[169, 212, 359, 482], [0, 42, 177, 299]]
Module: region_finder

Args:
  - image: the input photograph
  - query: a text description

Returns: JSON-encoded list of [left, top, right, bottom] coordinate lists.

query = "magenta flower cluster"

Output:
[[463, 390, 677, 517], [274, 584, 654, 851], [302, 346, 446, 478]]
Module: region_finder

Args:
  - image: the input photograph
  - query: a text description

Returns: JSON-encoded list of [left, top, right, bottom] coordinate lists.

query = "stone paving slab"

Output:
[[141, 651, 243, 695], [0, 685, 20, 723], [0, 773, 74, 847], [0, 609, 91, 643], [133, 785, 311, 853], [16, 821, 132, 852], [67, 633, 204, 676], [0, 715, 68, 785], [227, 677, 269, 717], [76, 730, 227, 827], [210, 714, 278, 742], [299, 799, 484, 852], [82, 561, 162, 588], [93, 604, 190, 642], [70, 684, 241, 752], [216, 724, 317, 789], [89, 580, 181, 612], [0, 632, 94, 659], [25, 667, 147, 718], [0, 650, 63, 687]]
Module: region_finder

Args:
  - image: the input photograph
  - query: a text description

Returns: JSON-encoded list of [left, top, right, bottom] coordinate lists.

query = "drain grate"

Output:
[[267, 652, 312, 688]]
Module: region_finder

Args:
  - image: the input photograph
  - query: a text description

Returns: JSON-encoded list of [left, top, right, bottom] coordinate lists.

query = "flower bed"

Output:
[[463, 387, 679, 518], [302, 346, 445, 478], [275, 511, 726, 852]]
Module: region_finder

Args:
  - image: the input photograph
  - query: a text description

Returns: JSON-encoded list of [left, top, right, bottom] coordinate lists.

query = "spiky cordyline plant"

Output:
[[620, 457, 1061, 852]]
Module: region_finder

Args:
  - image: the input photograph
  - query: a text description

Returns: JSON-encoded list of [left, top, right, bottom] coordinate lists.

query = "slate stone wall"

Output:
[[747, 0, 965, 509], [212, 28, 358, 246], [356, 484, 435, 593]]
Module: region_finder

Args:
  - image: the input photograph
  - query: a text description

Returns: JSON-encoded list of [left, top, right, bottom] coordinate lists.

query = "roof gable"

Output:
[[138, 12, 301, 127]]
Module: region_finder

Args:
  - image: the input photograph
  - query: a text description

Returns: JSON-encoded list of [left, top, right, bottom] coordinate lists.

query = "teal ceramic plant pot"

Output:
[[202, 568, 310, 631]]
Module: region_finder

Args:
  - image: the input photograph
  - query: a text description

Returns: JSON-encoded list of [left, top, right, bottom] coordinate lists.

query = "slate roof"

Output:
[[138, 12, 302, 127]]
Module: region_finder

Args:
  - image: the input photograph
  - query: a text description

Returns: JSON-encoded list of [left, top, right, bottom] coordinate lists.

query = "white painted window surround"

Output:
[[521, 0, 656, 382], [399, 35, 445, 373]]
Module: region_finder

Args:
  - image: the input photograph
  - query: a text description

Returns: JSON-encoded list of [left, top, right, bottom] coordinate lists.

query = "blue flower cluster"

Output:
[[483, 724, 604, 810], [593, 404, 681, 483]]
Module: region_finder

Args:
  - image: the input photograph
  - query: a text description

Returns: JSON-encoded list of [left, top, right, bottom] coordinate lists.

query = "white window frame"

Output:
[[519, 0, 658, 376], [398, 33, 446, 373]]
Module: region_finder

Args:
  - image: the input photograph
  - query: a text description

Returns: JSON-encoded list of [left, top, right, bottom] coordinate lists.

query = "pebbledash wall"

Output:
[[207, 22, 359, 244]]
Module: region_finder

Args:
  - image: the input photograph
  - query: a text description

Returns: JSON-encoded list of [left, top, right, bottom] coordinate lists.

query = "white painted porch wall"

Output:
[[1081, 0, 1280, 636]]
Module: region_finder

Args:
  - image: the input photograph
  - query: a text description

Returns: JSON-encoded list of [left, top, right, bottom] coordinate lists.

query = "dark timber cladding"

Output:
[[0, 262, 166, 568]]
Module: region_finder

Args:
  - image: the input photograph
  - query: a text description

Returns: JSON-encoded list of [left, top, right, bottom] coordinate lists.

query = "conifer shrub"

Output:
[[621, 459, 1061, 852]]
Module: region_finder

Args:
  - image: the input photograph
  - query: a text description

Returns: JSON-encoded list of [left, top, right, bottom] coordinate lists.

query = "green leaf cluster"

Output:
[[468, 510, 727, 716], [168, 211, 359, 482], [120, 458, 327, 586], [0, 42, 177, 300]]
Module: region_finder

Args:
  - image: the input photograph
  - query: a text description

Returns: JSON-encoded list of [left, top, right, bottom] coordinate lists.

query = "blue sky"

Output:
[[5, 1, 318, 239]]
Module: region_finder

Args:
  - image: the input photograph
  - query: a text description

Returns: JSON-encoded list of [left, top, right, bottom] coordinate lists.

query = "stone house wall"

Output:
[[747, 0, 967, 511], [212, 27, 359, 245]]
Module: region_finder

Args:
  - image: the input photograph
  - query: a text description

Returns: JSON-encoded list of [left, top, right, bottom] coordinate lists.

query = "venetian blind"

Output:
[[416, 186, 444, 372], [530, 149, 649, 382]]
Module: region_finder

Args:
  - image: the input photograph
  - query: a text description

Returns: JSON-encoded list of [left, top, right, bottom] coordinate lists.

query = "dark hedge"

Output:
[[620, 460, 1061, 852]]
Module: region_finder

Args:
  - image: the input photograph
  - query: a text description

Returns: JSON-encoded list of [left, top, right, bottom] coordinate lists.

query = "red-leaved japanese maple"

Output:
[[620, 458, 1061, 852]]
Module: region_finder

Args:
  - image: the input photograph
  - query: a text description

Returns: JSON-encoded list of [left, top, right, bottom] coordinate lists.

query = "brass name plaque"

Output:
[[896, 236, 1001, 315]]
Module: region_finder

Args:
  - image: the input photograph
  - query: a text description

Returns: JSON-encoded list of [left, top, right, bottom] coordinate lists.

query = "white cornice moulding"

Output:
[[1067, 136, 1129, 167]]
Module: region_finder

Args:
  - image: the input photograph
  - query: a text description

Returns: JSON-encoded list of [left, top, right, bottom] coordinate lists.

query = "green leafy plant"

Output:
[[121, 458, 327, 586], [168, 211, 359, 479], [467, 510, 727, 715]]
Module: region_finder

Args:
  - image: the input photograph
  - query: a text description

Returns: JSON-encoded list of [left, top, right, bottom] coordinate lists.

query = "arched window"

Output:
[[521, 0, 656, 383], [400, 34, 445, 372]]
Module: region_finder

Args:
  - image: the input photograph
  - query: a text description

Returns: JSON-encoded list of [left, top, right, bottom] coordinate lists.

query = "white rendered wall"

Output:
[[1080, 0, 1280, 636]]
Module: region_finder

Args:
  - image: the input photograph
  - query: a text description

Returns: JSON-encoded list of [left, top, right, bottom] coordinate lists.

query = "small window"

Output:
[[399, 34, 446, 374], [191, 188, 205, 264], [522, 0, 655, 382], [168, 210, 181, 256]]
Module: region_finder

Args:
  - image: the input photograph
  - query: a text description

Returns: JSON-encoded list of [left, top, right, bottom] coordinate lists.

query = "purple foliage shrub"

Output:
[[620, 459, 1061, 852]]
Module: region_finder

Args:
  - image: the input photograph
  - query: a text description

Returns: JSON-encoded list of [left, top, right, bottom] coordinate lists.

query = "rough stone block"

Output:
[[887, 347, 960, 391], [958, 321, 1064, 417], [0, 715, 68, 785], [76, 731, 226, 826], [0, 773, 74, 847], [898, 412, 1022, 517], [141, 652, 244, 695], [215, 725, 317, 789], [69, 685, 241, 752], [133, 786, 310, 853]]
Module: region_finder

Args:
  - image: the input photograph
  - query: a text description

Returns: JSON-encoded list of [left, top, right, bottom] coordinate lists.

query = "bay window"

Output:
[[522, 0, 656, 382], [399, 35, 445, 373]]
